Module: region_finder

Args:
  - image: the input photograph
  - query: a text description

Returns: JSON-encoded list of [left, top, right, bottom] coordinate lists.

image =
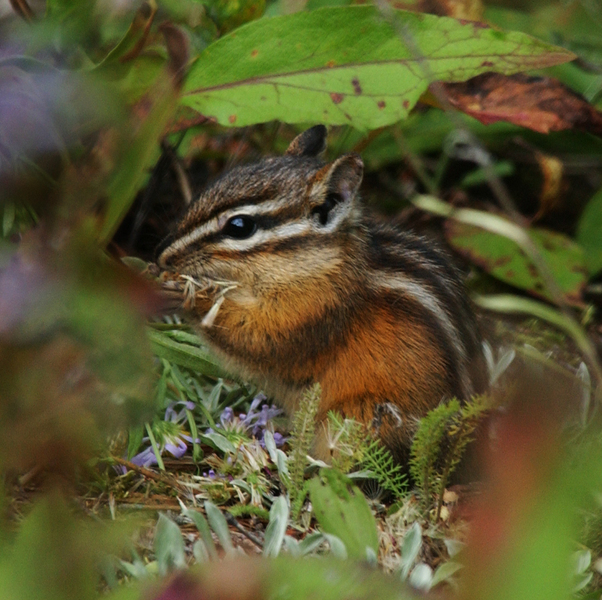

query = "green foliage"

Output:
[[410, 400, 460, 514], [147, 327, 231, 380], [577, 186, 602, 277], [395, 521, 441, 591], [410, 396, 489, 519], [180, 505, 218, 560], [308, 468, 379, 561], [181, 6, 573, 130], [446, 220, 587, 305], [263, 495, 290, 558], [362, 438, 408, 501], [204, 500, 235, 555], [154, 514, 186, 576], [265, 556, 414, 600], [287, 383, 321, 518], [0, 493, 132, 600], [485, 4, 602, 102]]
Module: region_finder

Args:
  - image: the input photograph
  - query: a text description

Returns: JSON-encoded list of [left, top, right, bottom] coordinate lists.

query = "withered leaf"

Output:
[[441, 73, 602, 136]]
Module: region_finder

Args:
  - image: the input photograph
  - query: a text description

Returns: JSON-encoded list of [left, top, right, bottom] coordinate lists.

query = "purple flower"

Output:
[[211, 393, 283, 446], [130, 446, 158, 467], [164, 437, 187, 459], [165, 400, 195, 424], [125, 399, 200, 469], [220, 407, 234, 427]]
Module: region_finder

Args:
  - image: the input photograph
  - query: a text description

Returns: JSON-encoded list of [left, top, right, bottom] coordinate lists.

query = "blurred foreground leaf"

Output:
[[0, 230, 155, 472], [152, 556, 414, 600], [155, 513, 186, 576], [0, 493, 131, 600], [461, 403, 602, 600]]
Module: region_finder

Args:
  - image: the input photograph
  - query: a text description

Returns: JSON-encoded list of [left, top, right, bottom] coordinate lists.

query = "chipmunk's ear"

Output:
[[310, 153, 363, 229], [285, 125, 327, 157]]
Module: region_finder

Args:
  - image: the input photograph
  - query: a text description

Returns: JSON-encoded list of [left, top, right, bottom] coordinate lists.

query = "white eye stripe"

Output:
[[217, 220, 313, 251]]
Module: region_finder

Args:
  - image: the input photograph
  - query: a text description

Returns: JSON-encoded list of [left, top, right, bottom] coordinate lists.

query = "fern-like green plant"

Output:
[[409, 395, 490, 520], [409, 400, 459, 514], [287, 383, 321, 518], [362, 438, 408, 501]]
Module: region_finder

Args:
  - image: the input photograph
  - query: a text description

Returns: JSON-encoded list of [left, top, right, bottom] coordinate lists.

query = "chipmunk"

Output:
[[157, 126, 487, 462]]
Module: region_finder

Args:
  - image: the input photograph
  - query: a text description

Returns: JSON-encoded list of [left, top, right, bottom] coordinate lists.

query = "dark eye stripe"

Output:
[[178, 192, 276, 238]]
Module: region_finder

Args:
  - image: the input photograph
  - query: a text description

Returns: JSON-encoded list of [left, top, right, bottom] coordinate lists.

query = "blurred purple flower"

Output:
[[220, 407, 234, 427]]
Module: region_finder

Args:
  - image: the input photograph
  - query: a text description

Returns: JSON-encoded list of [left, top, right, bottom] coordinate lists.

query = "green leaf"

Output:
[[297, 532, 327, 556], [204, 501, 235, 554], [321, 533, 348, 559], [154, 514, 186, 576], [445, 220, 586, 305], [399, 522, 422, 580], [485, 6, 602, 101], [181, 506, 218, 560], [408, 563, 433, 592], [308, 468, 378, 560], [266, 556, 415, 600], [431, 561, 463, 588], [2, 203, 15, 237], [576, 186, 602, 277], [98, 65, 179, 244], [200, 431, 237, 454], [147, 328, 230, 379], [96, 2, 158, 67], [126, 425, 145, 460], [263, 496, 289, 558], [181, 6, 574, 130]]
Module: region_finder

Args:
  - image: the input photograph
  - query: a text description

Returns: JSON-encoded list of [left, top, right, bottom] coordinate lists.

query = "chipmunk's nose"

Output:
[[155, 232, 176, 268]]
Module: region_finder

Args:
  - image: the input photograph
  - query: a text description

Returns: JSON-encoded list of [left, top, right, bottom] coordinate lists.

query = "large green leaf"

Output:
[[308, 468, 379, 560], [576, 186, 602, 277], [445, 220, 587, 305], [181, 6, 574, 130], [154, 514, 186, 576]]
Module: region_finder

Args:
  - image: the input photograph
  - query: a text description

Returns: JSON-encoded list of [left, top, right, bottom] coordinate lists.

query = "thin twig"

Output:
[[225, 511, 264, 550], [113, 457, 188, 493]]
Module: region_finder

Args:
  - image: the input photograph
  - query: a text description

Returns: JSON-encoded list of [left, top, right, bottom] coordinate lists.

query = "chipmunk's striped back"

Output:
[[159, 126, 486, 462]]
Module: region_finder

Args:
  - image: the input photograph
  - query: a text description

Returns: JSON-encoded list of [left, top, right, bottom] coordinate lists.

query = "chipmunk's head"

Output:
[[158, 126, 364, 296]]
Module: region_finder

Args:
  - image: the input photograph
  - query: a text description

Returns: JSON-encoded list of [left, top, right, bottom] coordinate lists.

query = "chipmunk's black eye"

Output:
[[222, 215, 258, 239]]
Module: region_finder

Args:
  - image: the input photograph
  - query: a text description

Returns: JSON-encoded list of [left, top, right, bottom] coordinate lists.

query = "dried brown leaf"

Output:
[[441, 73, 602, 136]]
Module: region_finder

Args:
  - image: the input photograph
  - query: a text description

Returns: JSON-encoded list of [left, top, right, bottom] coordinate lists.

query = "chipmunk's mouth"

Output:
[[157, 269, 238, 328]]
